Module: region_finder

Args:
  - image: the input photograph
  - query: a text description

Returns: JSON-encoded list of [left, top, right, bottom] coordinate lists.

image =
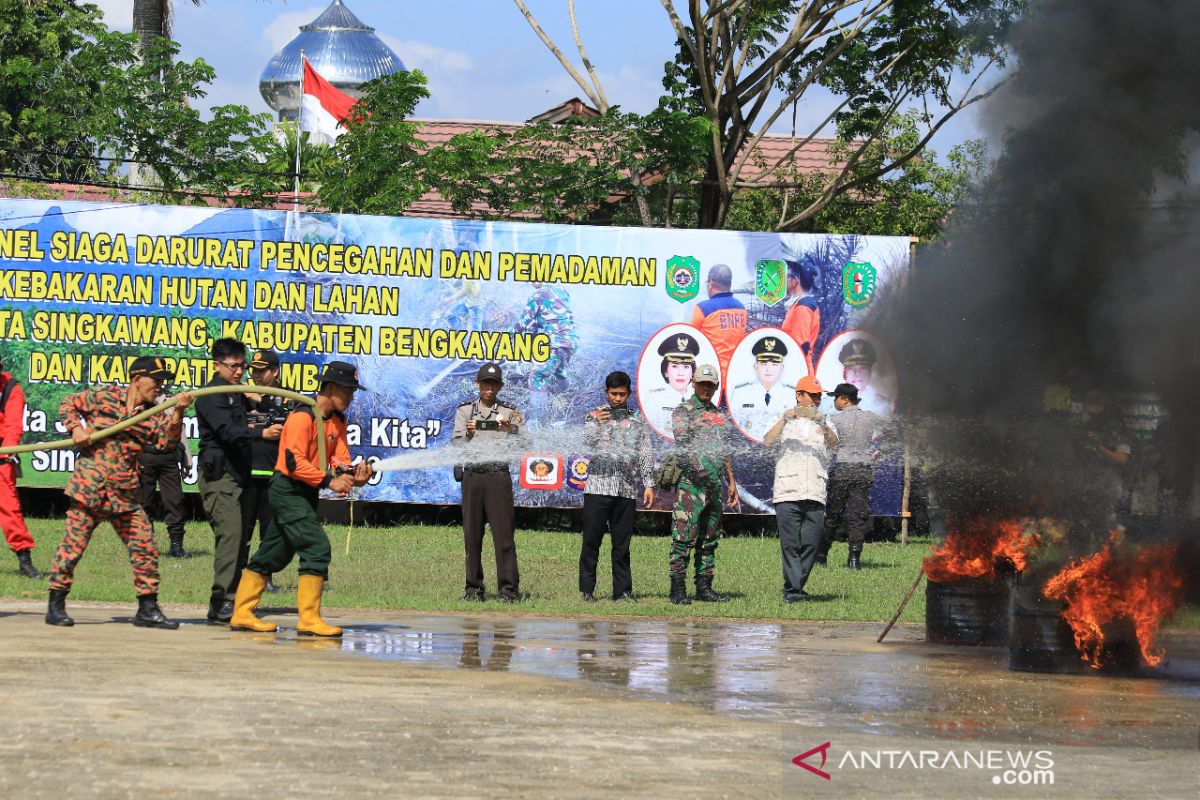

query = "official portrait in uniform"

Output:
[[636, 324, 719, 440], [727, 329, 804, 442], [815, 330, 897, 418]]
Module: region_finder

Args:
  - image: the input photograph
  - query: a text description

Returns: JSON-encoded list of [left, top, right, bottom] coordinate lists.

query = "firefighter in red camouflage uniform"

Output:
[[46, 356, 193, 629], [0, 353, 40, 578]]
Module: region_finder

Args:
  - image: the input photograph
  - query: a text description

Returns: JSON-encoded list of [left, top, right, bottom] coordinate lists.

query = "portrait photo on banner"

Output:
[[814, 329, 898, 418], [635, 323, 720, 441], [726, 328, 806, 442]]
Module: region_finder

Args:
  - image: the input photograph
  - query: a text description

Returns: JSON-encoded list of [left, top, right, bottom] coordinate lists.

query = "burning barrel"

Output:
[[1008, 565, 1141, 675], [925, 574, 1011, 646]]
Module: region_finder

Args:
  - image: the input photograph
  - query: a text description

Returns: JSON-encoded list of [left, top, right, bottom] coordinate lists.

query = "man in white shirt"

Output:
[[764, 376, 838, 602]]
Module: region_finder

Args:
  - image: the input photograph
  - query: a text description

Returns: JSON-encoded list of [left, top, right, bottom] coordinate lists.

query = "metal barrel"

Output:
[[925, 575, 1012, 646]]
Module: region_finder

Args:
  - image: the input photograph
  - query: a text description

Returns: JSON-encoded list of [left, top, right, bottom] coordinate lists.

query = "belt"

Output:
[[465, 464, 509, 474], [141, 447, 176, 456]]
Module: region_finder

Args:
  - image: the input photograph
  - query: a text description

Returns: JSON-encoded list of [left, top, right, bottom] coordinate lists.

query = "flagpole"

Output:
[[293, 50, 305, 221]]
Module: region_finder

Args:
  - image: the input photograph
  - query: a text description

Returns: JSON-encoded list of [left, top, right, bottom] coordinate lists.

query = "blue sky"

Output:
[[93, 0, 995, 156]]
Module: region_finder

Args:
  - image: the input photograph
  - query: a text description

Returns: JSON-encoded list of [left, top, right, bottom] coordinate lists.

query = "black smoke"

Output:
[[881, 0, 1200, 555]]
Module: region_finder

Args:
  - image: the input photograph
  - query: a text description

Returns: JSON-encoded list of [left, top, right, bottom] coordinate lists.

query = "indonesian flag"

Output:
[[300, 58, 357, 145]]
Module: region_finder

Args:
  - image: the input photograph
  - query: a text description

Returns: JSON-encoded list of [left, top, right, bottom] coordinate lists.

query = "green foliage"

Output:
[[653, 0, 1024, 230], [261, 121, 335, 194], [0, 0, 279, 204], [314, 69, 432, 215]]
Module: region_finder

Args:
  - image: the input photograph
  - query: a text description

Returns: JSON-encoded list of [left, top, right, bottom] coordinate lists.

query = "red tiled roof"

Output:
[[2, 106, 843, 220]]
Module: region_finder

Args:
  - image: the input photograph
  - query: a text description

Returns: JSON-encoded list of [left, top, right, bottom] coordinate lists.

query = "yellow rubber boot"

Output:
[[229, 570, 278, 633], [296, 574, 342, 637]]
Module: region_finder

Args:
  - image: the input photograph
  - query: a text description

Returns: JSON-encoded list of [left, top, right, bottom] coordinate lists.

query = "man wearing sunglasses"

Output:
[[196, 338, 283, 623]]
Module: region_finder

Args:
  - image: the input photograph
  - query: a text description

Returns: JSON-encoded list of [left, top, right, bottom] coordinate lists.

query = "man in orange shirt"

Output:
[[690, 264, 747, 374], [0, 353, 39, 578], [229, 361, 372, 637], [780, 260, 821, 375]]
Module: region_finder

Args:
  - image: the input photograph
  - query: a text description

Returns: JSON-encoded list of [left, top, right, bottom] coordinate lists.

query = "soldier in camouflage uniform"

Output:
[[46, 356, 193, 628], [515, 282, 577, 417], [669, 363, 739, 605]]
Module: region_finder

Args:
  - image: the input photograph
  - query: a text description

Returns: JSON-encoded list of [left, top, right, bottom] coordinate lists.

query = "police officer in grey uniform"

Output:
[[643, 333, 700, 438], [452, 363, 525, 602], [730, 336, 796, 440]]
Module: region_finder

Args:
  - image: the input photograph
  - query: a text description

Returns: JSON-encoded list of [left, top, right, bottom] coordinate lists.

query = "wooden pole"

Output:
[[877, 566, 925, 643], [900, 441, 911, 545]]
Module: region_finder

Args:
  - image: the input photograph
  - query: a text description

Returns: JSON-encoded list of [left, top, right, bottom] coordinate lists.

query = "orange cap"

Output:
[[795, 375, 823, 394]]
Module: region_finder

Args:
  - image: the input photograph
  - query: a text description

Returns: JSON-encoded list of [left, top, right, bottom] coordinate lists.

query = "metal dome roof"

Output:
[[259, 0, 406, 119]]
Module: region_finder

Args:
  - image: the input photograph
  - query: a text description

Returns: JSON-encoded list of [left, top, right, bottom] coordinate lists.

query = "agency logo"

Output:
[[792, 741, 832, 781], [666, 255, 700, 303], [754, 259, 787, 306], [842, 261, 877, 307], [565, 456, 589, 491]]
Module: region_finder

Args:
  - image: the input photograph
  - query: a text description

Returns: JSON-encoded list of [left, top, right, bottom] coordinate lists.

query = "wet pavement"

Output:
[[247, 611, 1200, 750], [1, 601, 1197, 798]]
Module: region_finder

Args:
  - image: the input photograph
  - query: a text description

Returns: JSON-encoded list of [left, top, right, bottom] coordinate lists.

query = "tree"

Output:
[[315, 70, 711, 222], [0, 0, 280, 203], [132, 0, 199, 61], [515, 0, 1024, 230]]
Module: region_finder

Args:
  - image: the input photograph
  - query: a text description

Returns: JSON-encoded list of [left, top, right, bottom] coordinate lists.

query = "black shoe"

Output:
[[694, 575, 729, 603], [613, 592, 636, 602], [498, 594, 521, 604], [207, 599, 234, 623], [847, 544, 862, 571], [460, 591, 484, 602], [16, 550, 41, 579], [580, 592, 597, 603], [784, 590, 811, 604], [133, 594, 179, 629], [264, 576, 283, 594], [669, 574, 691, 605], [166, 533, 188, 559], [815, 554, 828, 566], [45, 588, 74, 627]]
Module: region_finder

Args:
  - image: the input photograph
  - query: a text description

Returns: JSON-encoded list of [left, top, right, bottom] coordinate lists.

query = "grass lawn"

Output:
[[3, 517, 1197, 628]]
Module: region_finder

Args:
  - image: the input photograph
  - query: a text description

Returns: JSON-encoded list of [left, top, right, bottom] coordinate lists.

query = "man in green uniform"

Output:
[[229, 361, 372, 637], [669, 363, 739, 604], [47, 356, 193, 628]]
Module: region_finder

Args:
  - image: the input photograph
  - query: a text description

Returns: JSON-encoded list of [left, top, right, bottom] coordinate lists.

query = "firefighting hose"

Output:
[[0, 385, 328, 473]]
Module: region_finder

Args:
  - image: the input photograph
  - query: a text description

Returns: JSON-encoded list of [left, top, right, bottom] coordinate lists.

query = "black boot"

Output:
[[133, 594, 179, 629], [45, 589, 74, 626], [16, 550, 41, 579], [264, 575, 283, 594], [847, 544, 862, 571], [166, 533, 188, 559], [207, 596, 234, 624], [669, 574, 691, 605], [694, 575, 729, 603]]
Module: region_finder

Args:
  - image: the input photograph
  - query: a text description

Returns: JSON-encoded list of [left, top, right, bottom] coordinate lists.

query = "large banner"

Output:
[[0, 198, 910, 513]]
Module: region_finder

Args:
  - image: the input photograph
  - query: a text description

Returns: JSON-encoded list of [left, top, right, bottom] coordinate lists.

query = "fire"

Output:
[[1043, 534, 1185, 668], [923, 519, 1040, 583]]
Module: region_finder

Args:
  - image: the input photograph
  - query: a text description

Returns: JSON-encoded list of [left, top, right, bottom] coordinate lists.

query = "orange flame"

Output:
[[923, 519, 1040, 583], [1043, 534, 1185, 668]]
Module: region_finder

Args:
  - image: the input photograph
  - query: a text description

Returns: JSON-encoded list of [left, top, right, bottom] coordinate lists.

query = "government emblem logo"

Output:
[[754, 259, 787, 306], [666, 255, 700, 303], [842, 262, 877, 308]]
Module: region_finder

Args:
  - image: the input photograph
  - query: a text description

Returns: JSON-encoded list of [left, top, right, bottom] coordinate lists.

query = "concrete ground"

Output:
[[0, 599, 1195, 799]]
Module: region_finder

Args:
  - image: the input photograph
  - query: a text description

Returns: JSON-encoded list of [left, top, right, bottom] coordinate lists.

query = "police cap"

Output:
[[838, 338, 877, 367], [752, 336, 787, 362], [658, 333, 700, 363]]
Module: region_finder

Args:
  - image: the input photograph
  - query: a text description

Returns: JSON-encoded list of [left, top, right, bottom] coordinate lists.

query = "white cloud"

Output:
[[377, 35, 473, 73], [263, 5, 326, 52]]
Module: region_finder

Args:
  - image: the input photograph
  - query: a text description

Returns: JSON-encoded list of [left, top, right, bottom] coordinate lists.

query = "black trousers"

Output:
[[776, 500, 825, 598], [461, 470, 519, 598], [137, 451, 185, 538], [242, 476, 276, 547], [823, 462, 874, 547], [579, 493, 635, 598]]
